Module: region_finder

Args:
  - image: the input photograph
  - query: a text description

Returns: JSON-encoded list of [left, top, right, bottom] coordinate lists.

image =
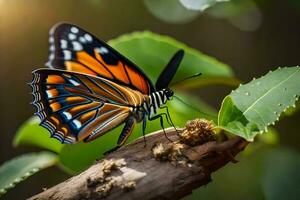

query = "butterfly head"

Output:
[[164, 88, 174, 100]]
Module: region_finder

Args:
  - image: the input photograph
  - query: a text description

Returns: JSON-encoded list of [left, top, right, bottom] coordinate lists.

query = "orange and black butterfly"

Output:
[[30, 23, 185, 153]]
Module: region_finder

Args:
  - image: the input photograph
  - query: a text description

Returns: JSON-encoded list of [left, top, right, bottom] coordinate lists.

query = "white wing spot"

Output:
[[50, 45, 55, 51], [79, 36, 86, 43], [45, 61, 51, 67], [49, 36, 54, 43], [72, 41, 83, 51], [46, 91, 52, 98], [63, 112, 72, 120], [70, 26, 79, 33], [49, 53, 54, 60], [96, 47, 108, 54], [84, 33, 92, 42], [73, 119, 82, 129], [69, 79, 80, 86], [60, 39, 67, 49], [68, 33, 76, 40], [63, 50, 72, 60]]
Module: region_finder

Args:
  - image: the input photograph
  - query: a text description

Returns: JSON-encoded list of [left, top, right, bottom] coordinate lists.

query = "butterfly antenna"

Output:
[[170, 72, 202, 87], [173, 95, 216, 119]]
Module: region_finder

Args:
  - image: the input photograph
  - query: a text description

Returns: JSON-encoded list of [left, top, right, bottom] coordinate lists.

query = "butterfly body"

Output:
[[30, 23, 183, 152]]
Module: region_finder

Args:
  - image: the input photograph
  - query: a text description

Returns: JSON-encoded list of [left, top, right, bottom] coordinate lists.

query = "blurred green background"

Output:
[[0, 0, 300, 199]]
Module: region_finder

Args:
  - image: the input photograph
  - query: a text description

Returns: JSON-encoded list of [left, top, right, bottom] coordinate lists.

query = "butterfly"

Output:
[[30, 23, 185, 153]]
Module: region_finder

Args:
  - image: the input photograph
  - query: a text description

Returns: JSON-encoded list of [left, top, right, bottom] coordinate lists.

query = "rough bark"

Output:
[[29, 126, 248, 200]]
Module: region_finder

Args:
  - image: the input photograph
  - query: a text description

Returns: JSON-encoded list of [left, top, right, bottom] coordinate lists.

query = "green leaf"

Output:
[[179, 0, 229, 11], [13, 116, 64, 153], [0, 152, 57, 197], [217, 96, 259, 140], [144, 0, 200, 24], [109, 31, 234, 89], [218, 67, 300, 141], [208, 0, 262, 32], [261, 148, 300, 200], [231, 67, 300, 130], [218, 95, 247, 126]]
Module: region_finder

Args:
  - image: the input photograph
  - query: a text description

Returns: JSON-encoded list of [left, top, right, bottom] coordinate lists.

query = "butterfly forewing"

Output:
[[30, 69, 146, 144], [47, 23, 155, 95]]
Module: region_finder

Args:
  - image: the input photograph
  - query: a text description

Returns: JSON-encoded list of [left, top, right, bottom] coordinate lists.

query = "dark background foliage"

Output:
[[0, 0, 300, 199]]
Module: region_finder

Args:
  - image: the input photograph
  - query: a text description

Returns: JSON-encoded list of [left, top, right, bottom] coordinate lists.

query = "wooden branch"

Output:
[[29, 120, 249, 200]]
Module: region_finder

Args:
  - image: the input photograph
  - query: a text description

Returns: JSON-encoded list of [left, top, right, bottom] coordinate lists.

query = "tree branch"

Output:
[[29, 120, 249, 200]]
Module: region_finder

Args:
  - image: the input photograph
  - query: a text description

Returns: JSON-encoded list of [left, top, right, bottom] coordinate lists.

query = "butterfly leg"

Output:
[[104, 146, 121, 155], [156, 105, 179, 134], [142, 115, 147, 147], [160, 106, 179, 135], [104, 116, 136, 155], [148, 113, 173, 142]]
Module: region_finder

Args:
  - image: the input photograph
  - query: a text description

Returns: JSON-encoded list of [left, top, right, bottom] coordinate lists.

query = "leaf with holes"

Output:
[[218, 66, 300, 141], [0, 152, 57, 197]]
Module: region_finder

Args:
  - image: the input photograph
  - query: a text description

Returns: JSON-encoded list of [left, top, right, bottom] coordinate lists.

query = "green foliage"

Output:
[[184, 146, 300, 200], [209, 0, 262, 32], [144, 0, 200, 24], [180, 0, 262, 32], [218, 96, 259, 140], [241, 127, 279, 156], [179, 0, 229, 11], [231, 67, 300, 130], [108, 31, 234, 87], [10, 30, 300, 197], [2, 2, 300, 200], [261, 148, 300, 200], [0, 152, 57, 197], [184, 149, 265, 200], [13, 116, 64, 153], [208, 0, 257, 18], [143, 0, 261, 31], [218, 67, 300, 141]]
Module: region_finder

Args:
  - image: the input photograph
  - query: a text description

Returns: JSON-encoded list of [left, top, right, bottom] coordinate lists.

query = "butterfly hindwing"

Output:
[[46, 23, 155, 95], [30, 69, 140, 143]]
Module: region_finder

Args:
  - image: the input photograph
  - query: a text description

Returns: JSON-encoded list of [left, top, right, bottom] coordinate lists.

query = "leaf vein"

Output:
[[243, 70, 299, 115]]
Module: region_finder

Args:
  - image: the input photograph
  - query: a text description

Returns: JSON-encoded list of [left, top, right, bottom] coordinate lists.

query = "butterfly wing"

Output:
[[46, 23, 155, 95], [30, 69, 145, 144]]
